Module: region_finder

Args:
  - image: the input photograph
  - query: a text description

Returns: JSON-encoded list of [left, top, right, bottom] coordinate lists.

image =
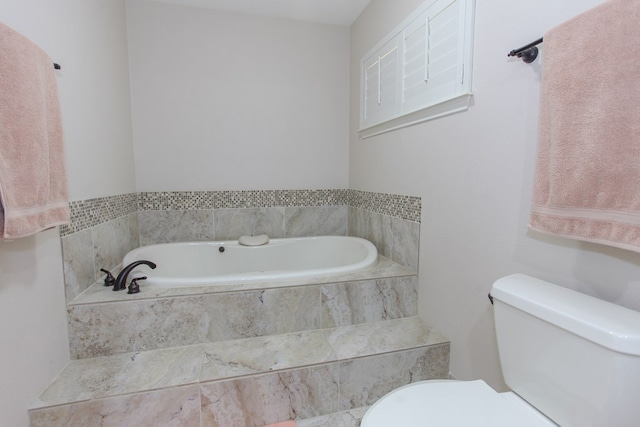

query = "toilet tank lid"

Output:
[[491, 274, 640, 356]]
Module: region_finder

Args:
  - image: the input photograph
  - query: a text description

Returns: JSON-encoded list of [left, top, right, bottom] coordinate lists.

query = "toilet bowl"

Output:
[[361, 379, 555, 427], [361, 274, 640, 427]]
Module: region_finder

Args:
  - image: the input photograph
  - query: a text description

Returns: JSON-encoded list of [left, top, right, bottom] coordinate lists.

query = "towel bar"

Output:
[[508, 37, 543, 63]]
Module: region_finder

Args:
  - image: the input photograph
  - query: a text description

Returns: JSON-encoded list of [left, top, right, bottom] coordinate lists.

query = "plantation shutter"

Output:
[[402, 0, 464, 113], [362, 36, 401, 128], [360, 0, 474, 137]]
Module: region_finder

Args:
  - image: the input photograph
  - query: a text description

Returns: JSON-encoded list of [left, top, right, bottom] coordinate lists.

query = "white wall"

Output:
[[127, 0, 350, 191], [350, 0, 640, 390], [0, 0, 136, 201], [0, 1, 134, 425]]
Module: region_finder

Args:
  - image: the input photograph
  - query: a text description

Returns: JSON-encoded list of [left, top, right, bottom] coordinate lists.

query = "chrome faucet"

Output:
[[113, 260, 156, 291]]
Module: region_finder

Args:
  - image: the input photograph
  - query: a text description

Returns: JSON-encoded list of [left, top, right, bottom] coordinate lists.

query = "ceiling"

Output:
[[149, 0, 372, 27]]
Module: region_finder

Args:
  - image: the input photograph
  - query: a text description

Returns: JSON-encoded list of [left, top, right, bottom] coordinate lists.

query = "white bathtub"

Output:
[[122, 236, 378, 287]]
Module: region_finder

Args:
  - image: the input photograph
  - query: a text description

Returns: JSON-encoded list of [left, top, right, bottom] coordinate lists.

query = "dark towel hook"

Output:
[[508, 37, 543, 63], [53, 63, 61, 70]]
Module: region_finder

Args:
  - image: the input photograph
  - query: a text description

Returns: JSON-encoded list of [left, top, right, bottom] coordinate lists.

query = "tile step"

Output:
[[297, 407, 369, 427], [66, 257, 419, 360], [32, 317, 448, 410]]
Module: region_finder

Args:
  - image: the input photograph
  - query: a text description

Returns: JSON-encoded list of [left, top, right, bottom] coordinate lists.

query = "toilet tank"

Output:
[[491, 274, 640, 427]]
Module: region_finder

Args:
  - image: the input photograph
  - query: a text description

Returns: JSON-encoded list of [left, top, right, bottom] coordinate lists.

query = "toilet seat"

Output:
[[361, 380, 557, 427]]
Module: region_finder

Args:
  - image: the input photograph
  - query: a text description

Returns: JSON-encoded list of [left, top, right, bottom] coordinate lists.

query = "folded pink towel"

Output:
[[264, 421, 296, 427], [529, 0, 640, 252], [0, 22, 69, 239]]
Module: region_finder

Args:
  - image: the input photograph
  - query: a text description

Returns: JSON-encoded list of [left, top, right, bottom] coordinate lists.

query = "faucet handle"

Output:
[[127, 276, 147, 294], [100, 268, 115, 287]]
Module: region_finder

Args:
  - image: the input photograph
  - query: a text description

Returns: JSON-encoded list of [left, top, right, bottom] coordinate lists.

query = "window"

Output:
[[359, 0, 475, 138]]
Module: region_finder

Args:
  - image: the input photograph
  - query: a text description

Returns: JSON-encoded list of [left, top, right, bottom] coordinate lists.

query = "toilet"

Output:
[[362, 274, 640, 427]]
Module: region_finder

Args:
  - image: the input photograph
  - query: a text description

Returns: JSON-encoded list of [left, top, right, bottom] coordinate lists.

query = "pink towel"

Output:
[[264, 422, 296, 427], [0, 22, 69, 239], [529, 0, 640, 253]]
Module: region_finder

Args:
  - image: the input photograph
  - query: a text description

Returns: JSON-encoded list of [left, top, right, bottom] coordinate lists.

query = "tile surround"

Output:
[[63, 189, 419, 238], [348, 189, 420, 223], [60, 193, 138, 237], [67, 295, 208, 358], [44, 189, 436, 426], [67, 263, 417, 359], [137, 189, 351, 210], [60, 189, 421, 302], [213, 207, 287, 240], [138, 209, 215, 245]]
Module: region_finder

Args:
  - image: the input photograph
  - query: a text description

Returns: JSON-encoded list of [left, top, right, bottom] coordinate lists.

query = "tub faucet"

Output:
[[114, 260, 156, 291]]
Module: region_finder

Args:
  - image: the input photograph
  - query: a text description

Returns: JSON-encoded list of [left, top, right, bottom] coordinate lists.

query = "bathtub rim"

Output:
[[72, 255, 415, 306], [122, 235, 379, 288]]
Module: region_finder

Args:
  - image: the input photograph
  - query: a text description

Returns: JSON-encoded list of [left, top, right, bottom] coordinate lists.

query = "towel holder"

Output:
[[508, 37, 543, 63], [53, 63, 61, 70]]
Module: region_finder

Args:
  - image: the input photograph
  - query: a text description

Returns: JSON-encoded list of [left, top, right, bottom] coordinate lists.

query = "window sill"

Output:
[[358, 92, 473, 139]]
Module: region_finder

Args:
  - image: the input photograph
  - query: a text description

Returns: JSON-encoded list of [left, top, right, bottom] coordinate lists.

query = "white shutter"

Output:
[[359, 0, 475, 138], [362, 36, 400, 128], [423, 0, 462, 104], [402, 0, 465, 114], [401, 11, 429, 113]]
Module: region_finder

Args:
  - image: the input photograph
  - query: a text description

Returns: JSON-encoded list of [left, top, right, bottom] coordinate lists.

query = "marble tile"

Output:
[[138, 209, 215, 246], [127, 211, 140, 252], [92, 215, 137, 277], [325, 317, 448, 360], [39, 318, 447, 408], [200, 364, 341, 427], [199, 330, 336, 382], [72, 280, 212, 304], [214, 207, 285, 240], [36, 345, 204, 406], [30, 385, 201, 427], [320, 276, 417, 328], [68, 296, 207, 358], [348, 207, 392, 260], [298, 407, 368, 427], [61, 208, 137, 301], [337, 346, 450, 410], [32, 316, 448, 426], [203, 286, 321, 341], [376, 276, 418, 318], [349, 208, 420, 272], [390, 217, 420, 272], [61, 228, 95, 303], [285, 206, 348, 237]]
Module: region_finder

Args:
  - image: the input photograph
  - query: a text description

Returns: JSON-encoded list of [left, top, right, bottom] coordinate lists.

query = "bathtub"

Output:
[[122, 236, 378, 287]]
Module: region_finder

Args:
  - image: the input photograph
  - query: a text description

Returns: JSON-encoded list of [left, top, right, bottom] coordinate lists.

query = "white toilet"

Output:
[[362, 274, 640, 426]]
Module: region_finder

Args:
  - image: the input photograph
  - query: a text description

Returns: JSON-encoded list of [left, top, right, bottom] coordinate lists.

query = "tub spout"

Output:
[[114, 260, 156, 291]]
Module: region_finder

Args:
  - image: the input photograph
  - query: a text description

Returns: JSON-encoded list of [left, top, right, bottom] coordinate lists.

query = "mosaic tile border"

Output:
[[62, 189, 420, 236], [348, 190, 421, 223], [137, 191, 214, 211], [137, 190, 350, 210], [60, 193, 138, 237]]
